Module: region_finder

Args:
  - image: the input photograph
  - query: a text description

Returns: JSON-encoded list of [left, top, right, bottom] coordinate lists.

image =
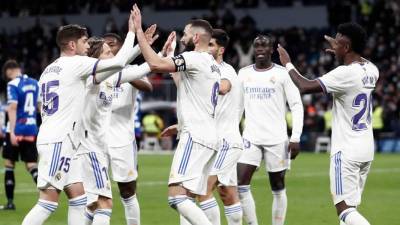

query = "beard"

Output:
[[183, 38, 195, 51]]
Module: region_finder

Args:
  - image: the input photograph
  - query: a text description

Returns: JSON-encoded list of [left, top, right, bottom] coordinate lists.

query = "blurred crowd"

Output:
[[0, 0, 326, 17], [0, 0, 399, 137]]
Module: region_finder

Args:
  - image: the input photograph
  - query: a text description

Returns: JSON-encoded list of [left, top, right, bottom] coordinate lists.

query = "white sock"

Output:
[[22, 199, 58, 225], [200, 197, 221, 225], [272, 189, 287, 225], [180, 215, 192, 225], [339, 208, 371, 225], [168, 195, 212, 225], [224, 203, 243, 225], [121, 194, 140, 225], [238, 185, 258, 225], [93, 209, 112, 225], [84, 207, 94, 225], [180, 197, 195, 225], [340, 220, 347, 225], [68, 194, 87, 225]]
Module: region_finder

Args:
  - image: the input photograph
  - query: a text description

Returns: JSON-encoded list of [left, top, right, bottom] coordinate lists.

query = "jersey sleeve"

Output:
[[7, 83, 19, 104], [317, 66, 356, 94], [221, 65, 237, 83], [117, 63, 151, 86], [283, 73, 304, 143], [74, 56, 100, 79], [171, 52, 197, 73]]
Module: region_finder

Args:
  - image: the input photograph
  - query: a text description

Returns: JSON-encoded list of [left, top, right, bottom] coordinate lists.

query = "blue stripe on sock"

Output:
[[69, 196, 87, 206], [225, 205, 242, 215], [38, 201, 57, 212], [94, 209, 112, 217], [200, 200, 218, 210], [238, 186, 250, 193]]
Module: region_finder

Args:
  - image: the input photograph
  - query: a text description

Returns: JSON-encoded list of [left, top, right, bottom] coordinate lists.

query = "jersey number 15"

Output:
[[41, 80, 59, 116]]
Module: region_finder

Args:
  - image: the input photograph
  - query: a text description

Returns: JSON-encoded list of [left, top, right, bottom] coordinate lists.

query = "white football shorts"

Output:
[[37, 138, 82, 190], [238, 139, 290, 172], [330, 151, 371, 206], [108, 141, 138, 183], [168, 132, 217, 195], [210, 139, 243, 186]]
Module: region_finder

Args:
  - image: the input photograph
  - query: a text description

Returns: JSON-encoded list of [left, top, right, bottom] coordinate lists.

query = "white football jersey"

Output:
[[215, 62, 244, 148], [79, 75, 117, 154], [107, 78, 148, 147], [37, 55, 98, 145], [173, 51, 221, 150], [80, 64, 150, 153], [317, 61, 379, 162], [239, 64, 304, 145]]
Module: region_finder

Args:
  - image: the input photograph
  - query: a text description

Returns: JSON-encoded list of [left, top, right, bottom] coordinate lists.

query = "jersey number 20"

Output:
[[352, 93, 372, 131], [41, 80, 59, 115]]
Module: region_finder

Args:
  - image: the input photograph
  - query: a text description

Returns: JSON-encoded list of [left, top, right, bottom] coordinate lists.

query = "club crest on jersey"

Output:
[[55, 173, 62, 181], [270, 76, 276, 84], [105, 81, 113, 89]]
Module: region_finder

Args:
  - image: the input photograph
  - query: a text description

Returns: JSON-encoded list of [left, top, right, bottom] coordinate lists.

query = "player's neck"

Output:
[[194, 43, 209, 53], [216, 56, 223, 64], [343, 53, 362, 65], [60, 50, 77, 57], [255, 60, 272, 70]]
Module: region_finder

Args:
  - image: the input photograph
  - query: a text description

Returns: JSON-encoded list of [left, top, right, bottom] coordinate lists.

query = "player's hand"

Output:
[[324, 35, 338, 54], [131, 4, 142, 32], [161, 124, 178, 137], [161, 31, 177, 57], [277, 44, 291, 66], [288, 142, 300, 160], [10, 133, 19, 147], [144, 24, 159, 45]]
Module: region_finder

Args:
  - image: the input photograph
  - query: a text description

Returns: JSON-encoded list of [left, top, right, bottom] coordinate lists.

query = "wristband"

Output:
[[285, 62, 295, 72]]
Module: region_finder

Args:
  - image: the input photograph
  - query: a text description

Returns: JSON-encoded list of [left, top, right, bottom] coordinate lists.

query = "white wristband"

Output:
[[285, 62, 295, 72]]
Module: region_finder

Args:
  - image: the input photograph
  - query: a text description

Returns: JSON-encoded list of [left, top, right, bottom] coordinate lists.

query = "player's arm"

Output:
[[132, 5, 177, 73], [6, 84, 19, 146], [283, 75, 304, 159], [130, 78, 153, 92], [161, 124, 178, 137], [277, 44, 323, 94], [89, 10, 143, 83]]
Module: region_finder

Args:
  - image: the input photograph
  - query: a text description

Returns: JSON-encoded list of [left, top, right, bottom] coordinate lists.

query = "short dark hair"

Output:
[[254, 34, 274, 46], [188, 19, 213, 36], [2, 59, 20, 81], [337, 22, 367, 55], [103, 33, 123, 45], [56, 24, 88, 50], [212, 29, 230, 48], [87, 37, 105, 58]]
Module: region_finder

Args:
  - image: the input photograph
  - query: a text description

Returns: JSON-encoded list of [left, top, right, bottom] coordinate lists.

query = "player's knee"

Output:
[[25, 162, 38, 171], [270, 180, 285, 191], [118, 181, 136, 198], [4, 160, 15, 168], [97, 196, 113, 209]]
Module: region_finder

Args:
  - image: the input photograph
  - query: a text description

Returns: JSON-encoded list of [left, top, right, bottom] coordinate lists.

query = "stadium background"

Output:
[[0, 0, 399, 224]]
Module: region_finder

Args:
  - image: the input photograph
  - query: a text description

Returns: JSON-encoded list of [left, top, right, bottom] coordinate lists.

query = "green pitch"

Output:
[[0, 153, 399, 225]]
